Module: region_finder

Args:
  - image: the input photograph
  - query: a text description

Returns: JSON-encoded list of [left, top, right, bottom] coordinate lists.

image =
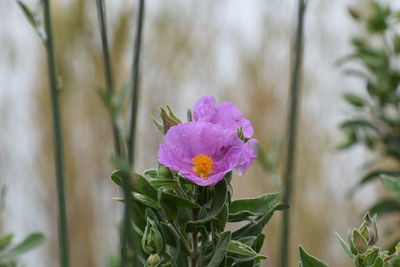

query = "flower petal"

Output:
[[193, 96, 254, 138], [235, 139, 258, 176]]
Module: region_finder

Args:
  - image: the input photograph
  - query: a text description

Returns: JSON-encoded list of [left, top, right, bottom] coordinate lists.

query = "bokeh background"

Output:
[[1, 0, 397, 266]]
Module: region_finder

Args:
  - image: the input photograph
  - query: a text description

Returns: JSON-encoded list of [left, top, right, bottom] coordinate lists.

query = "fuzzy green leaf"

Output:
[[335, 232, 354, 259], [369, 198, 400, 216], [381, 175, 400, 195], [343, 93, 365, 107], [159, 189, 197, 208], [298, 246, 328, 267], [229, 193, 280, 221], [207, 232, 231, 267], [0, 233, 44, 261], [0, 234, 13, 251], [133, 193, 160, 209], [227, 240, 267, 262]]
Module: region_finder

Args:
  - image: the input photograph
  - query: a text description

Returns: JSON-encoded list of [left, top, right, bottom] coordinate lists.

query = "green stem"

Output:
[[279, 1, 306, 267], [96, 0, 122, 156], [42, 1, 70, 267], [191, 209, 199, 267], [120, 0, 145, 265], [171, 222, 191, 253], [95, 1, 131, 265], [127, 0, 145, 165]]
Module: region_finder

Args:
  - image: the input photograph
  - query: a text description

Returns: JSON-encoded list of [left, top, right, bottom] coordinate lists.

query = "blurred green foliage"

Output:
[[0, 187, 44, 267], [339, 0, 400, 253]]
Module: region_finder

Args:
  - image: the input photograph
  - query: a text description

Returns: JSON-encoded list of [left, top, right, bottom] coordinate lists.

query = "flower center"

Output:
[[192, 154, 214, 179]]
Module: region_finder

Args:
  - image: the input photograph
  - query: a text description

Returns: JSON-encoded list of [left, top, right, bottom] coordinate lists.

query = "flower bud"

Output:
[[359, 223, 369, 241], [142, 218, 164, 254], [157, 163, 172, 179], [364, 247, 379, 265], [146, 254, 161, 266], [362, 212, 379, 245], [351, 228, 368, 254], [152, 105, 182, 135]]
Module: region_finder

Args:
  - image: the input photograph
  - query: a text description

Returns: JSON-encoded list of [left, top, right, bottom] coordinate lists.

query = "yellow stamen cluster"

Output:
[[192, 154, 214, 179]]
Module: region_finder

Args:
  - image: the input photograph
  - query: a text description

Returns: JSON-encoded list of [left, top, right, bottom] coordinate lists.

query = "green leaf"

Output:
[[157, 164, 172, 179], [132, 174, 158, 200], [364, 247, 379, 266], [394, 35, 400, 54], [133, 193, 160, 209], [254, 234, 265, 254], [207, 232, 231, 267], [368, 198, 400, 216], [186, 180, 227, 231], [17, 1, 38, 27], [0, 186, 6, 213], [110, 170, 123, 186], [387, 256, 400, 266], [232, 203, 285, 240], [213, 203, 229, 232], [381, 175, 400, 195], [229, 193, 280, 221], [0, 233, 44, 261], [0, 234, 13, 251], [335, 232, 354, 259], [371, 256, 384, 267], [111, 171, 158, 200], [298, 246, 328, 267], [340, 120, 378, 131], [149, 179, 178, 190], [159, 189, 197, 208], [366, 2, 390, 34], [143, 169, 158, 179], [227, 240, 267, 262], [337, 131, 357, 150], [348, 170, 400, 195], [343, 93, 365, 107]]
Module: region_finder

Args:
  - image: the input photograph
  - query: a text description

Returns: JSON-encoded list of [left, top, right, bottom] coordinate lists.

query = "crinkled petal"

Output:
[[193, 96, 254, 138], [235, 139, 258, 176], [193, 96, 218, 123], [158, 121, 246, 186]]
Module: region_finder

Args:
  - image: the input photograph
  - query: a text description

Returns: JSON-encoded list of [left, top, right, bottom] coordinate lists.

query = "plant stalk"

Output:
[[120, 0, 145, 266], [279, 1, 307, 267], [127, 0, 145, 165], [96, 0, 122, 156], [191, 208, 199, 267], [43, 1, 70, 266]]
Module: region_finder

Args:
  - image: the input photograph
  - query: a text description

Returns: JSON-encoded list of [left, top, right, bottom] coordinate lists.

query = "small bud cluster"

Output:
[[142, 217, 164, 267], [339, 213, 400, 267], [152, 105, 181, 135]]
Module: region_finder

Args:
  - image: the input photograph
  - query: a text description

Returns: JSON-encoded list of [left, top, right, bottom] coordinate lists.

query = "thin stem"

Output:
[[171, 222, 191, 253], [279, 1, 307, 267], [120, 172, 137, 267], [191, 209, 199, 267], [95, 1, 131, 265], [96, 0, 122, 156], [121, 0, 145, 266], [42, 1, 70, 267], [127, 0, 145, 165]]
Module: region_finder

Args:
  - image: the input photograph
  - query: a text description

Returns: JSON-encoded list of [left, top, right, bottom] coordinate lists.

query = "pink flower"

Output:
[[158, 122, 244, 186], [193, 96, 254, 138], [157, 96, 258, 186]]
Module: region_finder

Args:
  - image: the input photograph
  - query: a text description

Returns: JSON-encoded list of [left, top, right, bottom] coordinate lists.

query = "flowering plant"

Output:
[[111, 96, 284, 267]]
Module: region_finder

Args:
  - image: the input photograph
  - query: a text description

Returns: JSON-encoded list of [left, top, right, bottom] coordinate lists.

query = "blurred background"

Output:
[[1, 0, 397, 266]]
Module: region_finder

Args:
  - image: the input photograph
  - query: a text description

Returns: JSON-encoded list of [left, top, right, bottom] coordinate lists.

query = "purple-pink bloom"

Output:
[[235, 139, 258, 176], [193, 96, 254, 138], [158, 121, 246, 186]]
